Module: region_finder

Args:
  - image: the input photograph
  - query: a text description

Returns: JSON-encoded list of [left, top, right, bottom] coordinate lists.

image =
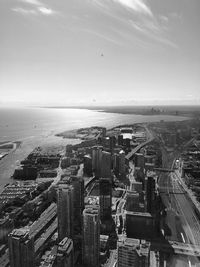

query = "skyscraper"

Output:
[[83, 206, 100, 267], [119, 150, 126, 176], [57, 237, 74, 267], [92, 146, 103, 177], [145, 176, 155, 213], [113, 153, 119, 174], [101, 151, 111, 178], [70, 176, 84, 233], [8, 229, 35, 267], [57, 184, 74, 241], [99, 178, 112, 220], [109, 136, 116, 153]]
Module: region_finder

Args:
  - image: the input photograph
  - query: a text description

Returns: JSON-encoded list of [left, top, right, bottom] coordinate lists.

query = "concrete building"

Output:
[[57, 184, 74, 241], [99, 178, 112, 220], [125, 191, 140, 212], [83, 206, 100, 267], [57, 237, 74, 267], [117, 238, 140, 267], [0, 216, 14, 243], [117, 237, 150, 267], [8, 229, 35, 267], [101, 151, 112, 178], [125, 211, 156, 239], [8, 203, 57, 267], [130, 182, 143, 193]]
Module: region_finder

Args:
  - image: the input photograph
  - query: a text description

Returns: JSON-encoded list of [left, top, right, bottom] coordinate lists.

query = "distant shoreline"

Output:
[[41, 105, 200, 117]]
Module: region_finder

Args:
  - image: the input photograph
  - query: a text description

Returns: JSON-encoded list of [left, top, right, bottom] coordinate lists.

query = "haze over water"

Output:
[[0, 107, 188, 190]]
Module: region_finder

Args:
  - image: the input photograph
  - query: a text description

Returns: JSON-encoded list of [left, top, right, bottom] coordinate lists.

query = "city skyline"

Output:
[[1, 0, 200, 106]]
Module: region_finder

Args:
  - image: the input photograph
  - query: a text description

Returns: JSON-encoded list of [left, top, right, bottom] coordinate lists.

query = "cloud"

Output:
[[114, 0, 153, 16], [13, 0, 56, 16], [12, 7, 37, 15], [38, 7, 54, 15], [19, 0, 42, 5]]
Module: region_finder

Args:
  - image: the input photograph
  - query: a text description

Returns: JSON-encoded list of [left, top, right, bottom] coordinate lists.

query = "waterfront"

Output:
[[0, 107, 188, 190]]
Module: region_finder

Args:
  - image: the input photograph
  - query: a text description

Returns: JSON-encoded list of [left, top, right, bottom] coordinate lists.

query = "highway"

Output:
[[159, 164, 200, 246], [158, 144, 200, 266]]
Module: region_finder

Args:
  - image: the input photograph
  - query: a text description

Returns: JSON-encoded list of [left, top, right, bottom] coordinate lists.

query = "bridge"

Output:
[[154, 168, 174, 173], [152, 241, 200, 257], [126, 138, 154, 160]]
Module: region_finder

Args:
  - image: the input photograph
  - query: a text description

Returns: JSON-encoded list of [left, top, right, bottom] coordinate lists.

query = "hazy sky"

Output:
[[0, 0, 200, 106]]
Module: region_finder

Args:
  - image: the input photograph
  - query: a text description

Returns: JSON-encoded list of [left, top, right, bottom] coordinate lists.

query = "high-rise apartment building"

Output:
[[117, 238, 140, 267], [8, 229, 35, 267], [57, 184, 74, 241], [57, 237, 74, 267], [117, 237, 150, 267], [82, 206, 100, 267]]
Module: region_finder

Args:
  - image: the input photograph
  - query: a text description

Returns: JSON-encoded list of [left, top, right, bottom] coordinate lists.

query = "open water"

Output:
[[0, 107, 188, 189]]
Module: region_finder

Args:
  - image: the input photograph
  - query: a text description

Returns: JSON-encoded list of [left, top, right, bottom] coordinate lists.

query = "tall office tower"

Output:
[[117, 238, 150, 267], [113, 153, 119, 174], [83, 155, 92, 176], [92, 146, 103, 178], [8, 229, 35, 267], [109, 136, 116, 153], [118, 134, 124, 146], [83, 206, 100, 267], [70, 176, 84, 232], [99, 178, 112, 220], [119, 150, 126, 176], [57, 237, 74, 267], [57, 184, 74, 241], [101, 151, 111, 178], [145, 176, 155, 213]]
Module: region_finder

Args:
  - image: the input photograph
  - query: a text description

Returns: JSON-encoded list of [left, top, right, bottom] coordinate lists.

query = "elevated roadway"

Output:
[[126, 125, 155, 160]]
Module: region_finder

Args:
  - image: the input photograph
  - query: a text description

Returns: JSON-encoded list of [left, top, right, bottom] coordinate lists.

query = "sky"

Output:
[[0, 0, 200, 106]]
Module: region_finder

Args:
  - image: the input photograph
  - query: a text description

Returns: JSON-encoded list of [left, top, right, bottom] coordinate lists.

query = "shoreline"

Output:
[[41, 105, 200, 118], [0, 113, 192, 191]]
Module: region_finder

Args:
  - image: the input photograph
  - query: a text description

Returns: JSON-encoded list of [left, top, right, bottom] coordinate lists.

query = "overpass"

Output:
[[152, 241, 200, 257], [154, 168, 174, 173], [125, 126, 155, 160]]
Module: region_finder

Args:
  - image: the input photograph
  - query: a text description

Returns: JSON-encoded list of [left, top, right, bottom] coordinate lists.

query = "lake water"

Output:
[[0, 107, 188, 189]]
